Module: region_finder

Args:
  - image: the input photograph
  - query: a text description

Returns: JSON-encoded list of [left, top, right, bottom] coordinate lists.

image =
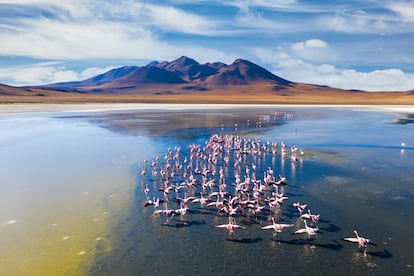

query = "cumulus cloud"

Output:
[[292, 39, 326, 52], [254, 47, 414, 91], [0, 62, 115, 85], [290, 39, 338, 63]]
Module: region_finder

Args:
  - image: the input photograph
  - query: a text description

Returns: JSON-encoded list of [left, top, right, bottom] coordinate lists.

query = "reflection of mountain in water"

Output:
[[392, 113, 414, 124], [76, 109, 294, 139]]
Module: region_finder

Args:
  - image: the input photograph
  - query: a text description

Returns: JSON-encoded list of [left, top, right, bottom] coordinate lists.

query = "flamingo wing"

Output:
[[233, 224, 246, 229], [294, 228, 308, 234], [278, 223, 294, 228], [300, 214, 311, 219], [215, 224, 229, 228], [343, 237, 359, 243], [260, 225, 274, 230]]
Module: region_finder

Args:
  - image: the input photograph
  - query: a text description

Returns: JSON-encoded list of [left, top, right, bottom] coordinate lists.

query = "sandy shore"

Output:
[[1, 103, 414, 115]]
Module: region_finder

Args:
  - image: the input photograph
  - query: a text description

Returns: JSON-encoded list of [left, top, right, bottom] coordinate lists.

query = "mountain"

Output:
[[157, 56, 222, 81], [43, 56, 292, 92], [111, 66, 187, 85], [45, 66, 138, 90], [2, 56, 413, 104], [204, 59, 291, 86]]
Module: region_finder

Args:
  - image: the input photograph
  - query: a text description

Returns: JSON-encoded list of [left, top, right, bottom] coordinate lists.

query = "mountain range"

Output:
[[44, 56, 293, 93], [0, 56, 413, 104]]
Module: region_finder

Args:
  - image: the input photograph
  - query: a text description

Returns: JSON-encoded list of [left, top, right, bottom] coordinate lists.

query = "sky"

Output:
[[0, 0, 414, 91]]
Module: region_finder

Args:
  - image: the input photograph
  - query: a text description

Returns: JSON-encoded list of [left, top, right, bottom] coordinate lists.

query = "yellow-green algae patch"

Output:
[[0, 173, 135, 276]]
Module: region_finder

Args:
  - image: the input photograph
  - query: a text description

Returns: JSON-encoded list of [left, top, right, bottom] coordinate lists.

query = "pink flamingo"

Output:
[[215, 217, 245, 235], [174, 204, 189, 216], [293, 202, 307, 214], [207, 197, 225, 211], [143, 184, 150, 199], [154, 206, 176, 223], [191, 192, 209, 207], [144, 197, 163, 208], [343, 230, 376, 256], [177, 193, 196, 206], [261, 217, 293, 236], [300, 209, 320, 223], [294, 220, 320, 237]]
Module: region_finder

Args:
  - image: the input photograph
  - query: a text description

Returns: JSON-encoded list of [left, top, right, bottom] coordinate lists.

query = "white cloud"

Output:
[[78, 66, 115, 80], [0, 0, 219, 34], [292, 39, 327, 51], [0, 0, 224, 62], [0, 16, 225, 62], [233, 0, 297, 12], [291, 39, 337, 63], [254, 47, 414, 91], [388, 1, 414, 23], [314, 5, 414, 34], [141, 4, 217, 35], [0, 62, 116, 85]]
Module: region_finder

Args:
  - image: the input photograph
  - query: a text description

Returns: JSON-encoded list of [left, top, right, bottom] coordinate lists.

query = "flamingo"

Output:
[[261, 217, 293, 236], [174, 204, 189, 216], [293, 202, 307, 214], [300, 209, 320, 223], [177, 193, 196, 206], [278, 174, 287, 185], [207, 197, 225, 211], [343, 230, 376, 256], [249, 203, 268, 216], [223, 204, 241, 216], [215, 217, 245, 234], [154, 207, 176, 223], [159, 186, 175, 198], [144, 197, 163, 208], [140, 133, 312, 239], [191, 192, 209, 207], [143, 184, 150, 198], [294, 220, 320, 237]]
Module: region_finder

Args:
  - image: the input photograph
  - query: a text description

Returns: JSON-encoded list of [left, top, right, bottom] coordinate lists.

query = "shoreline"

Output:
[[0, 103, 413, 115]]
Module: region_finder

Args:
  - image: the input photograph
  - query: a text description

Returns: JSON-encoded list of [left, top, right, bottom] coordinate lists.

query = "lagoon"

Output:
[[0, 105, 413, 275]]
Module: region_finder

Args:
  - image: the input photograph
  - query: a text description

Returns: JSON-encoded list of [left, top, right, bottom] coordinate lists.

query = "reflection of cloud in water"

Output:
[[324, 176, 351, 186], [304, 149, 345, 163], [389, 195, 407, 201]]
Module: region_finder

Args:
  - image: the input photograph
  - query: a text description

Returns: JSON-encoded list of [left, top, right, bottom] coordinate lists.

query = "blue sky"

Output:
[[0, 0, 413, 91]]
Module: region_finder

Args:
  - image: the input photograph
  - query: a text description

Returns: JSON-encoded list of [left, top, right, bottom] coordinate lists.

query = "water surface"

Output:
[[1, 106, 413, 275]]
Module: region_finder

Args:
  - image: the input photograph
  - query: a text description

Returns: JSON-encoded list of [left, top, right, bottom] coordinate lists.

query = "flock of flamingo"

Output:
[[140, 133, 375, 256]]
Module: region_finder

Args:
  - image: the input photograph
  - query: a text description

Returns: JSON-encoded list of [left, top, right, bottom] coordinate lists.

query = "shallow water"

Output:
[[1, 106, 413, 275]]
